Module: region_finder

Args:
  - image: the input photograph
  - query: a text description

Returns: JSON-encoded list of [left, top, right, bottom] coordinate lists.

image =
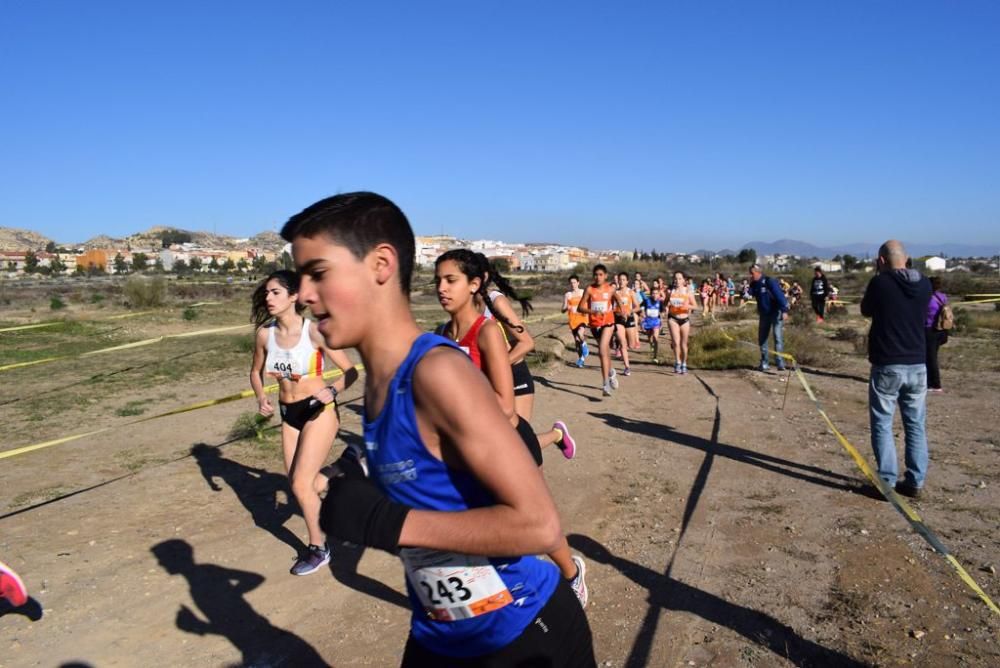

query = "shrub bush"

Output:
[[50, 296, 66, 310], [229, 411, 271, 441], [687, 325, 757, 369], [123, 276, 167, 308], [952, 307, 975, 335]]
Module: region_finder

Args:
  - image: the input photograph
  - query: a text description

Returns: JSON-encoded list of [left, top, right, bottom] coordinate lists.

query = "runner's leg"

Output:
[[679, 321, 691, 366], [615, 324, 631, 372], [290, 409, 338, 548], [598, 326, 613, 386], [668, 318, 682, 368]]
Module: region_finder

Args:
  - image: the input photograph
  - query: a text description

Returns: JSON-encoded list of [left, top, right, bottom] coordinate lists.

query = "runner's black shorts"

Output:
[[614, 314, 637, 328], [279, 397, 335, 431], [589, 325, 612, 341], [400, 578, 596, 667], [511, 360, 535, 397]]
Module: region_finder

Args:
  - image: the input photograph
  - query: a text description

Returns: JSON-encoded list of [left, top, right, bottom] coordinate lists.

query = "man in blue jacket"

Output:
[[749, 263, 790, 371], [860, 240, 932, 498]]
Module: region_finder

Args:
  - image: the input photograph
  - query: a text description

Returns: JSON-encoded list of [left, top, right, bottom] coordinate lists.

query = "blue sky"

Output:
[[1, 1, 997, 251]]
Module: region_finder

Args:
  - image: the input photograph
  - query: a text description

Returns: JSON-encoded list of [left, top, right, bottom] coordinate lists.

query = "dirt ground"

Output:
[[1, 292, 998, 667]]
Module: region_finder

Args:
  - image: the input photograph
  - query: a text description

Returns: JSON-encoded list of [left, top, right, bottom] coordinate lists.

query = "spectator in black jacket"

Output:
[[860, 240, 932, 498], [810, 267, 831, 322]]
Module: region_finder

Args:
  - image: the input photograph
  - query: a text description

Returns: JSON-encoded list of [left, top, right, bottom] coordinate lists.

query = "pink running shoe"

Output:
[[553, 421, 576, 460], [0, 560, 28, 608]]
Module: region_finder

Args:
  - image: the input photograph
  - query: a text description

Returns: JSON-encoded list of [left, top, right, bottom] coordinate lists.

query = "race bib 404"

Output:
[[400, 548, 513, 622]]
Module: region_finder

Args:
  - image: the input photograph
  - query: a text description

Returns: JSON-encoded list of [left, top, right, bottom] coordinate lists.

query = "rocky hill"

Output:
[[78, 226, 287, 251], [0, 227, 53, 251]]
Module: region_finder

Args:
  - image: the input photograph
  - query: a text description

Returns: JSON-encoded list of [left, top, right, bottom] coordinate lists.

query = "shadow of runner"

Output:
[[798, 366, 868, 384], [568, 534, 870, 668], [152, 539, 328, 667], [0, 596, 43, 621], [533, 376, 602, 402], [586, 411, 862, 494], [328, 542, 410, 609], [581, 374, 869, 667], [191, 444, 302, 555]]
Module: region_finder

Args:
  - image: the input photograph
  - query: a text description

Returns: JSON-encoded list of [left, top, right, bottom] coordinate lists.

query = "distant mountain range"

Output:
[[738, 239, 998, 260], [0, 226, 286, 252]]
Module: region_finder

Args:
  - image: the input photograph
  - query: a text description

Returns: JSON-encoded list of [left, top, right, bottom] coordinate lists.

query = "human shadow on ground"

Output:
[[798, 365, 868, 384], [575, 374, 868, 667], [588, 407, 863, 495], [533, 376, 602, 402], [191, 444, 302, 554], [0, 596, 43, 621], [191, 443, 409, 610], [151, 539, 328, 667], [568, 534, 869, 668]]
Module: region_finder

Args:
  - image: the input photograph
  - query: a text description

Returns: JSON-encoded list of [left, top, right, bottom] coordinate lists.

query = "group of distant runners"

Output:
[[562, 267, 700, 391]]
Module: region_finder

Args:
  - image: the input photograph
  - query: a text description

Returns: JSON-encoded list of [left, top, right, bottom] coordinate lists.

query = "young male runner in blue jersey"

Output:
[[281, 192, 595, 667]]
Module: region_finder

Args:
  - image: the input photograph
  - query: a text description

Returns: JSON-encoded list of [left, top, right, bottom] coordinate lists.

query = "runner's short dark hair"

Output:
[[280, 192, 415, 294], [593, 264, 608, 274], [569, 274, 579, 281]]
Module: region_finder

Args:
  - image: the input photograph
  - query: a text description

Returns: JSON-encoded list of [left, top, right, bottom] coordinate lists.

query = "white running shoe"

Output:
[[569, 555, 588, 608], [608, 368, 619, 390]]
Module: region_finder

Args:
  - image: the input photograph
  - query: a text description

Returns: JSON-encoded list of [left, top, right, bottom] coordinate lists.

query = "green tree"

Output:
[[24, 250, 39, 273], [152, 257, 165, 273], [207, 257, 220, 273], [188, 256, 203, 272], [173, 258, 190, 275], [737, 248, 757, 265], [220, 258, 236, 274], [113, 253, 129, 274], [131, 252, 149, 273], [45, 241, 57, 253], [842, 254, 859, 271], [280, 251, 293, 270], [236, 258, 249, 273], [49, 255, 67, 274]]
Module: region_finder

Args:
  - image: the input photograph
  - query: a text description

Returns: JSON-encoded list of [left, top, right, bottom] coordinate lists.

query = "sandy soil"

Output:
[[1, 302, 998, 667]]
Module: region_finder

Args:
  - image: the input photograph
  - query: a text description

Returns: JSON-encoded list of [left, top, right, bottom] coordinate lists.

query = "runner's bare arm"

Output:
[[250, 328, 273, 416], [577, 290, 592, 314], [398, 348, 563, 556], [490, 293, 534, 365], [561, 292, 570, 312], [479, 321, 517, 420], [310, 327, 359, 395]]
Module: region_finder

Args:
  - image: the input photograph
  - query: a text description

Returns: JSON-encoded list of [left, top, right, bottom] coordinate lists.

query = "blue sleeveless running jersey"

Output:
[[363, 333, 558, 658]]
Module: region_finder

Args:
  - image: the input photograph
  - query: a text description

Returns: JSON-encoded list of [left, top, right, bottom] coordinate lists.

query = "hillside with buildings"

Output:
[[1, 225, 996, 277]]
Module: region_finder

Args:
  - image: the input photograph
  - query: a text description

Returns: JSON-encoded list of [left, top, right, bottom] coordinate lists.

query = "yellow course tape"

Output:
[[961, 297, 1000, 305], [0, 364, 364, 462], [719, 329, 1000, 616], [0, 324, 252, 372]]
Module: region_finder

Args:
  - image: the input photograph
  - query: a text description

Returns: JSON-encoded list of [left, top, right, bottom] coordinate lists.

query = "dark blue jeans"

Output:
[[757, 312, 785, 370]]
